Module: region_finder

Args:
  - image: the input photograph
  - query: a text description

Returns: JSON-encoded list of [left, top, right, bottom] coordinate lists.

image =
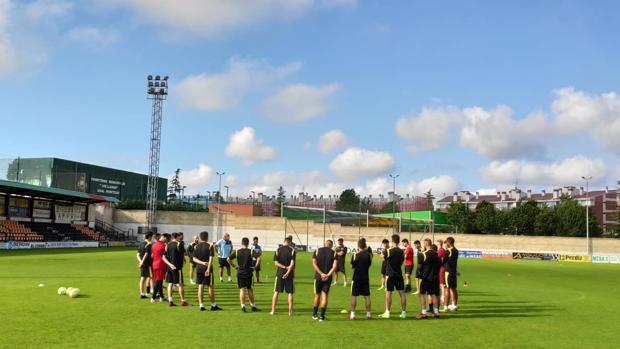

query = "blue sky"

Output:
[[1, 0, 619, 198]]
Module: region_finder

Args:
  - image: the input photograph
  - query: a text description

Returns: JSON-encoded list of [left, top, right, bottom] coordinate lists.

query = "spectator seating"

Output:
[[0, 220, 44, 242], [0, 220, 104, 242], [71, 224, 103, 241]]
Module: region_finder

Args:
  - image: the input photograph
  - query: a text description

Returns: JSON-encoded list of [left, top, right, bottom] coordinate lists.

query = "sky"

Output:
[[1, 0, 620, 199]]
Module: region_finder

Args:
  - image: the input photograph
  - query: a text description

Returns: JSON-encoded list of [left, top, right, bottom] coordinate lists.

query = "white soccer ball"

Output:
[[68, 288, 81, 298], [66, 287, 74, 295], [57, 287, 67, 295]]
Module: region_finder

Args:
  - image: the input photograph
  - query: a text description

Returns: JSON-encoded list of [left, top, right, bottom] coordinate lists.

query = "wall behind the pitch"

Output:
[[112, 209, 620, 254]]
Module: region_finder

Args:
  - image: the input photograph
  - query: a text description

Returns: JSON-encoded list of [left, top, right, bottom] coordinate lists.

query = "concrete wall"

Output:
[[113, 209, 620, 254]]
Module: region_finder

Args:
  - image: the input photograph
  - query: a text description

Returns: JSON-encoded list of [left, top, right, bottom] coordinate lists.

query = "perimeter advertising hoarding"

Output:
[[592, 255, 620, 264], [512, 252, 559, 261], [559, 254, 592, 263], [460, 250, 482, 259], [1, 241, 99, 249], [481, 251, 513, 260]]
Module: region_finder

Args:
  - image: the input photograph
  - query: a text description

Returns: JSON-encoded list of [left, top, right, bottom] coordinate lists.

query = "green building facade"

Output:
[[2, 158, 167, 201]]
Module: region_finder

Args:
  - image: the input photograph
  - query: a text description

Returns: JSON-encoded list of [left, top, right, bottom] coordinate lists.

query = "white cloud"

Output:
[[396, 107, 462, 153], [0, 0, 16, 75], [459, 106, 552, 159], [24, 0, 72, 20], [261, 83, 340, 122], [113, 0, 353, 37], [329, 147, 394, 179], [225, 127, 277, 166], [317, 129, 348, 154], [480, 155, 607, 187], [405, 175, 460, 198], [175, 57, 301, 110], [172, 164, 214, 195], [552, 87, 620, 155], [66, 27, 119, 46]]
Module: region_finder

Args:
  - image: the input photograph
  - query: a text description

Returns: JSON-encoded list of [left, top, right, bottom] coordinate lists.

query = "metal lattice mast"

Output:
[[146, 75, 169, 231]]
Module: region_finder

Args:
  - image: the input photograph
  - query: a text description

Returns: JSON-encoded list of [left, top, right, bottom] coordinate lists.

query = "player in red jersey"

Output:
[[402, 239, 414, 293], [436, 239, 448, 312], [150, 233, 170, 303]]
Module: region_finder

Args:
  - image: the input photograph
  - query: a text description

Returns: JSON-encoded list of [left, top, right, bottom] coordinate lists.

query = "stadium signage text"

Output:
[[592, 255, 620, 264], [90, 177, 126, 198], [460, 250, 482, 259], [559, 254, 591, 263]]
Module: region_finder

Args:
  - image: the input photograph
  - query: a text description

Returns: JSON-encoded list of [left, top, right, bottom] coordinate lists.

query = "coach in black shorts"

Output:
[[312, 240, 338, 322], [379, 234, 407, 319], [417, 238, 441, 318], [192, 231, 222, 312], [228, 237, 259, 312], [349, 238, 373, 320], [137, 232, 153, 299], [163, 233, 188, 306], [271, 236, 296, 316]]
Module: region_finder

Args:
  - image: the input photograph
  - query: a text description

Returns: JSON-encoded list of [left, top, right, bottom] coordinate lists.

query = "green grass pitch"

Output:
[[1, 247, 619, 349]]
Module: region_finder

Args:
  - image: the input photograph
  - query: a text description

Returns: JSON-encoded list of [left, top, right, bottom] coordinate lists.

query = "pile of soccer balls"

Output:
[[57, 286, 81, 298]]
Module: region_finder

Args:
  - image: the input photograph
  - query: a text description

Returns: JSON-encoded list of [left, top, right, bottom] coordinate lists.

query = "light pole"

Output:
[[224, 185, 229, 201], [250, 190, 256, 203], [206, 190, 211, 209], [216, 171, 225, 238], [389, 173, 399, 233], [582, 175, 592, 256]]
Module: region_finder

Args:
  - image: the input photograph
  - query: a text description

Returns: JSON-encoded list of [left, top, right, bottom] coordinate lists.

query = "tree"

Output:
[[335, 189, 361, 212], [506, 200, 540, 235], [535, 206, 557, 236], [167, 168, 182, 201], [272, 186, 286, 217], [424, 190, 435, 211], [446, 202, 469, 233], [555, 197, 601, 237], [474, 201, 502, 234]]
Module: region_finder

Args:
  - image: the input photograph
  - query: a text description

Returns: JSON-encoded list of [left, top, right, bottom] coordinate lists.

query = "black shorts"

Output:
[[404, 265, 414, 275], [253, 263, 261, 272], [337, 260, 346, 273], [386, 275, 404, 292], [237, 276, 253, 289], [274, 276, 294, 294], [351, 280, 370, 297], [445, 271, 457, 289], [140, 265, 153, 278], [196, 269, 214, 286], [314, 278, 332, 294], [219, 258, 230, 268], [415, 270, 422, 279], [420, 278, 440, 296], [381, 262, 387, 276], [165, 269, 184, 285]]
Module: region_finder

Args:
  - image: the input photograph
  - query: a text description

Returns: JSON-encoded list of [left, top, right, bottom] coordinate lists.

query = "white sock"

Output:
[[250, 303, 255, 307], [401, 310, 406, 315], [211, 303, 216, 307], [434, 307, 439, 314], [241, 304, 246, 308], [384, 310, 390, 315], [350, 311, 355, 317], [199, 303, 204, 308], [421, 309, 427, 315], [168, 297, 173, 302], [366, 311, 372, 317]]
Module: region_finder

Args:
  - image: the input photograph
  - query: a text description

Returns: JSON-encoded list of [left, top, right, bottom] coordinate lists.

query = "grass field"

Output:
[[1, 247, 619, 349]]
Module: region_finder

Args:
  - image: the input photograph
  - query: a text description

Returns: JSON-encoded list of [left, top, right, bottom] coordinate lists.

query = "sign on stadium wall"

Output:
[[481, 251, 512, 260], [558, 254, 591, 263], [460, 250, 482, 259], [2, 241, 102, 249], [592, 255, 620, 264]]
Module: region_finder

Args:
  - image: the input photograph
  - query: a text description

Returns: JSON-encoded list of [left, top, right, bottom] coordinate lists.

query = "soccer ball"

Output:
[[57, 287, 67, 295], [66, 287, 74, 295], [68, 288, 80, 298]]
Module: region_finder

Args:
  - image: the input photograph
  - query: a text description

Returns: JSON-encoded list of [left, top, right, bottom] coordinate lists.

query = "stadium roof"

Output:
[[0, 179, 120, 204], [282, 205, 434, 226]]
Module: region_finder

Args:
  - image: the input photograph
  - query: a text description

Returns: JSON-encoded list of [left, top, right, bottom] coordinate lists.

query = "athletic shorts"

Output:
[[196, 270, 213, 286], [219, 258, 230, 267], [314, 278, 332, 294], [445, 271, 457, 289], [404, 265, 414, 275], [415, 270, 422, 279], [253, 263, 261, 272], [439, 267, 446, 285], [386, 275, 404, 292], [381, 262, 387, 276], [140, 265, 153, 278], [337, 260, 346, 273], [237, 276, 253, 289], [165, 269, 184, 285], [351, 280, 370, 297], [420, 278, 440, 296], [275, 276, 294, 294]]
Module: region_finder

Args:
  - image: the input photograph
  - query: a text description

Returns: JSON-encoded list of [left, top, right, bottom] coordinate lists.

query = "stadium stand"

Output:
[[0, 220, 105, 242], [0, 220, 43, 242]]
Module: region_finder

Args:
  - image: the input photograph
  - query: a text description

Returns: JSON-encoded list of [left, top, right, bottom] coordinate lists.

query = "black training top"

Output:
[[444, 247, 459, 273], [138, 239, 152, 264], [193, 242, 214, 273], [230, 248, 253, 278], [351, 249, 372, 282], [418, 249, 441, 281], [383, 247, 404, 277], [165, 241, 183, 269], [313, 247, 336, 279], [187, 242, 197, 258], [336, 245, 348, 263], [274, 245, 296, 278]]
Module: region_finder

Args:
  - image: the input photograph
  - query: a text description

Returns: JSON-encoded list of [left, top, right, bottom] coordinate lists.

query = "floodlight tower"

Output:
[[145, 75, 169, 231]]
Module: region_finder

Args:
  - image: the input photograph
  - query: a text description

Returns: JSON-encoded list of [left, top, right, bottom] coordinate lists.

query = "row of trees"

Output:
[[446, 198, 602, 237]]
